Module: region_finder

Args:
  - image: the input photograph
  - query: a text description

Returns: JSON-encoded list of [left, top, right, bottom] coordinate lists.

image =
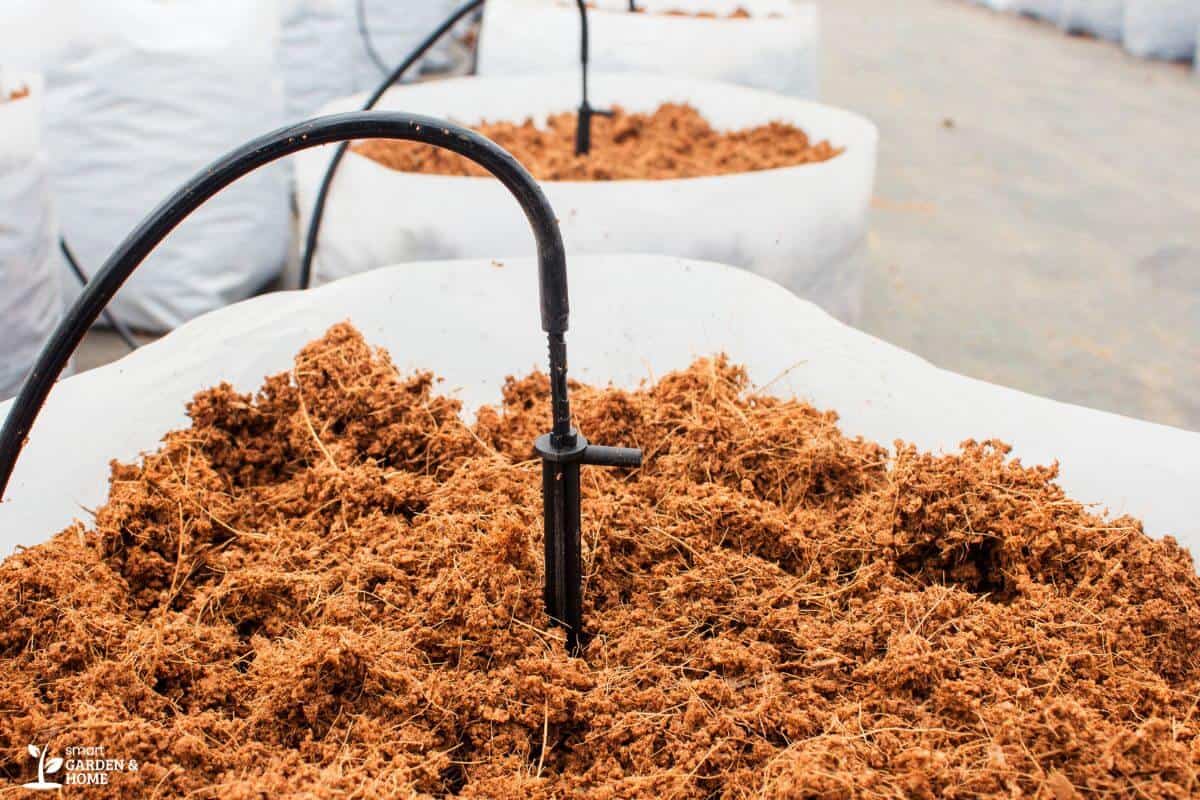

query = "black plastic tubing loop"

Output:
[[0, 111, 570, 501]]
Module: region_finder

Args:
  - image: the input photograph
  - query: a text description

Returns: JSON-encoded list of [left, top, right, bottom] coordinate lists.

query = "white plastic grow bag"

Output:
[[476, 0, 820, 100], [0, 72, 65, 401], [350, 0, 460, 91], [973, 0, 1020, 10], [2, 256, 1197, 557], [281, 0, 358, 122], [1123, 0, 1200, 60], [40, 0, 290, 332], [295, 73, 877, 323], [1059, 0, 1125, 41]]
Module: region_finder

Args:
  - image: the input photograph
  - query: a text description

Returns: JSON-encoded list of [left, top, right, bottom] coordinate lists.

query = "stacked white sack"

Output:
[[0, 73, 67, 401], [281, 0, 358, 122], [477, 0, 820, 99], [350, 0, 462, 91], [1123, 0, 1200, 61], [42, 0, 290, 332], [2, 257, 1197, 557], [294, 73, 877, 323]]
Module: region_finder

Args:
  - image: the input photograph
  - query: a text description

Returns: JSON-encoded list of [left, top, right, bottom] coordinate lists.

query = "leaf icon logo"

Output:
[[22, 742, 63, 791]]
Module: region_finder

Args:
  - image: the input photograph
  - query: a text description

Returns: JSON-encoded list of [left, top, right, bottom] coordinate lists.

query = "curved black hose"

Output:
[[59, 238, 139, 352], [355, 0, 390, 76], [299, 0, 486, 290], [0, 110, 571, 500]]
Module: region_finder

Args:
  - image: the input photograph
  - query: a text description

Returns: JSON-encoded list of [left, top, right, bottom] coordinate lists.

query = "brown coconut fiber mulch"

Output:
[[354, 103, 842, 181], [630, 7, 754, 18], [2, 323, 1198, 798]]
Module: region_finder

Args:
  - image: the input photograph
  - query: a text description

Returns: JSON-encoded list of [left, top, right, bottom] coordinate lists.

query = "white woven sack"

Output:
[[477, 0, 820, 99], [41, 0, 290, 332], [1058, 0, 1125, 39], [0, 72, 66, 401], [1123, 0, 1200, 60], [295, 73, 876, 323], [2, 257, 1197, 558], [281, 0, 358, 122], [350, 0, 461, 91]]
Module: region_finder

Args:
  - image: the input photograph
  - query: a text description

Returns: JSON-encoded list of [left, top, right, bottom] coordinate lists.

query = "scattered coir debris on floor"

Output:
[[4, 85, 30, 102], [2, 323, 1198, 798], [354, 103, 842, 181]]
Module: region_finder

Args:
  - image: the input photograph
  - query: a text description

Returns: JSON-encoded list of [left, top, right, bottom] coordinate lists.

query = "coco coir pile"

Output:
[[1, 324, 1196, 797]]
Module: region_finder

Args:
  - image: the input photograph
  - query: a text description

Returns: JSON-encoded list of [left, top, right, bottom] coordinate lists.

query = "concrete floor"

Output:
[[78, 0, 1200, 430], [829, 0, 1200, 430]]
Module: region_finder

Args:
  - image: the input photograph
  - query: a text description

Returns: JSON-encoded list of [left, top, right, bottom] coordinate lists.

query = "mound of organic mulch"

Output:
[[354, 103, 842, 181], [657, 7, 758, 18], [2, 323, 1198, 798], [636, 7, 754, 17]]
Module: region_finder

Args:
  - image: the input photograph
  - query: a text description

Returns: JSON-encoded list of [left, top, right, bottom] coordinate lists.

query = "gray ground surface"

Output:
[[833, 0, 1199, 430], [78, 1, 1199, 430]]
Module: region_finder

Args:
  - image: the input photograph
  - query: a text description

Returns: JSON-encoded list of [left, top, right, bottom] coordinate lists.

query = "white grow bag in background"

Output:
[[477, 0, 820, 99], [281, 0, 358, 122], [41, 0, 290, 332], [296, 73, 877, 323], [350, 0, 460, 91], [1059, 0, 1125, 41], [2, 256, 1197, 557], [1123, 0, 1200, 60], [0, 72, 66, 401]]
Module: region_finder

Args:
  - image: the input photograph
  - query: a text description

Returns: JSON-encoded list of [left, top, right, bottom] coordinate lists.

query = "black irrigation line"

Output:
[[300, 0, 486, 290], [0, 110, 640, 655], [59, 238, 139, 352], [572, 0, 614, 156], [355, 0, 391, 76]]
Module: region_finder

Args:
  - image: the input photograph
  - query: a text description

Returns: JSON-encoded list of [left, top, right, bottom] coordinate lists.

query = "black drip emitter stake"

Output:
[[0, 110, 641, 658], [573, 0, 614, 156]]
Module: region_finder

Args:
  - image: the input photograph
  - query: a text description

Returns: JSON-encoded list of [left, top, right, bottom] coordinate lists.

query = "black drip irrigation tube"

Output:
[[0, 110, 641, 656], [59, 238, 139, 352], [573, 0, 614, 156], [356, 0, 391, 76], [300, 0, 485, 291]]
